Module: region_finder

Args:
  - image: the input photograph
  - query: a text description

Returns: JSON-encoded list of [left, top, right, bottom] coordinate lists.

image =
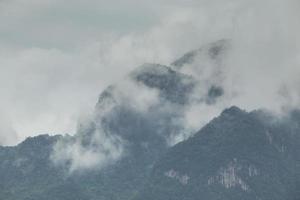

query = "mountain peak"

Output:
[[171, 39, 230, 68], [221, 106, 245, 116], [130, 63, 175, 77], [130, 63, 195, 104], [19, 134, 61, 148], [137, 105, 300, 200]]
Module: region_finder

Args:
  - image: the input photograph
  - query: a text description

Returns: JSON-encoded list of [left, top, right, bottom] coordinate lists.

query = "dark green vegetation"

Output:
[[0, 41, 299, 199]]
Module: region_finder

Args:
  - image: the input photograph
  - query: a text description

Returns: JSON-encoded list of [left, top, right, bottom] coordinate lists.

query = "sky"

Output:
[[0, 0, 299, 146]]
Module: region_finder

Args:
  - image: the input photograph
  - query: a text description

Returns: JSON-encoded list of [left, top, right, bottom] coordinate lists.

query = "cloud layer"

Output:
[[0, 0, 299, 146]]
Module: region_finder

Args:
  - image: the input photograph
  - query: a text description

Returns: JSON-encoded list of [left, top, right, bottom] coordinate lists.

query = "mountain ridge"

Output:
[[135, 106, 300, 200], [0, 40, 299, 200]]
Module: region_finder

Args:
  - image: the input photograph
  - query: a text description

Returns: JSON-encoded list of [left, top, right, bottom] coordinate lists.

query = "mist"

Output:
[[0, 0, 299, 150]]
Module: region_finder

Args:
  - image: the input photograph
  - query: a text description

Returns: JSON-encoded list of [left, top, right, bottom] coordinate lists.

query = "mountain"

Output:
[[171, 39, 230, 69], [135, 107, 300, 200], [171, 39, 228, 105], [130, 63, 195, 104], [0, 135, 64, 200], [64, 63, 196, 199], [0, 63, 198, 200], [0, 40, 299, 200]]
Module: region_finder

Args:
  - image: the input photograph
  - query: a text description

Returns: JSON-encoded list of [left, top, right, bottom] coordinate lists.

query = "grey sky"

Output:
[[0, 0, 299, 145], [0, 0, 199, 48], [0, 0, 206, 145]]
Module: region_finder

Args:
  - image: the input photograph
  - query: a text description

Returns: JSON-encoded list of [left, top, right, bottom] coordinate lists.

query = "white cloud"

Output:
[[0, 111, 18, 146], [51, 129, 124, 173], [0, 0, 299, 146]]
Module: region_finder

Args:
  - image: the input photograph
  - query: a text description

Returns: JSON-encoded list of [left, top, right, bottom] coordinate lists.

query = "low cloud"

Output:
[[51, 129, 124, 173], [0, 0, 299, 175], [0, 111, 18, 146], [50, 77, 162, 172], [172, 0, 300, 133]]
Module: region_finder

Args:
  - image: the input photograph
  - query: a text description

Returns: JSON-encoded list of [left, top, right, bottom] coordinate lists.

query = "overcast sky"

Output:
[[0, 0, 206, 145], [0, 0, 299, 145]]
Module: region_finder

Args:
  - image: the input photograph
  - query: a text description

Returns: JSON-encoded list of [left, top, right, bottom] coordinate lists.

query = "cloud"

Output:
[[0, 0, 299, 149], [158, 0, 300, 136], [50, 77, 162, 172], [51, 129, 124, 173], [47, 0, 300, 172], [222, 0, 300, 113], [0, 2, 212, 145], [0, 111, 18, 146], [177, 1, 299, 103]]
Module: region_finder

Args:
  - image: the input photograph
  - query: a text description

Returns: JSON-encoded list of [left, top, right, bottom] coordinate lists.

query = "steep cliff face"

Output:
[[136, 107, 300, 200]]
